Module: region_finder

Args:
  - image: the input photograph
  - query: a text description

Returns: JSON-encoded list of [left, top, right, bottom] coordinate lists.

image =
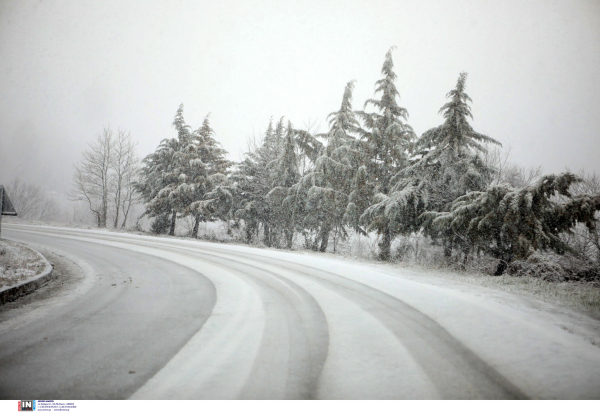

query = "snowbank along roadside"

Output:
[[0, 239, 54, 304]]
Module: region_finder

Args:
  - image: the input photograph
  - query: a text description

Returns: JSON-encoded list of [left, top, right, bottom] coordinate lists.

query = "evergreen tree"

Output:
[[137, 105, 231, 237], [137, 125, 183, 235], [268, 120, 301, 248], [423, 173, 600, 275], [344, 165, 375, 235], [296, 80, 362, 251], [150, 213, 171, 234], [183, 114, 233, 237], [228, 119, 281, 245], [371, 72, 500, 257], [410, 72, 499, 200], [356, 47, 416, 260]]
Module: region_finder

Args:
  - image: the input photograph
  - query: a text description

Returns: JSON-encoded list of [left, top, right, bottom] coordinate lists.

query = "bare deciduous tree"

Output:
[[111, 129, 140, 228], [71, 127, 140, 228], [71, 127, 112, 227], [483, 144, 542, 188], [6, 177, 60, 221]]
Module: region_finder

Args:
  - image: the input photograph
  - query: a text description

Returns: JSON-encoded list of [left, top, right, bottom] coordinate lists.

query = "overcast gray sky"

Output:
[[1, 0, 599, 196]]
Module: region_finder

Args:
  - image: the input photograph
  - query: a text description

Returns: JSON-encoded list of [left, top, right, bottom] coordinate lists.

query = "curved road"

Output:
[[2, 224, 600, 399]]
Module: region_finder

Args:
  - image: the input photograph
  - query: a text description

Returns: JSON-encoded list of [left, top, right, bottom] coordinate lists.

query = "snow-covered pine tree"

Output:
[[227, 119, 282, 245], [268, 120, 301, 249], [344, 165, 374, 235], [294, 80, 361, 252], [411, 72, 499, 199], [376, 72, 501, 257], [153, 104, 197, 235], [137, 105, 232, 237], [179, 113, 233, 237], [356, 47, 416, 260], [423, 173, 600, 275], [162, 106, 201, 235], [229, 126, 270, 243], [137, 110, 186, 235]]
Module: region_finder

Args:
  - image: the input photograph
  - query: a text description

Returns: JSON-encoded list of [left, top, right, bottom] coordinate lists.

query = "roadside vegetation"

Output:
[[130, 48, 600, 286]]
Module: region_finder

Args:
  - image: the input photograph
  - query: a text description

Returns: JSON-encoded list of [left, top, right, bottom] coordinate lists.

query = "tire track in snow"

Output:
[[139, 245, 330, 399], [178, 245, 528, 399], [6, 226, 329, 399], [43, 225, 520, 399], [0, 229, 217, 399]]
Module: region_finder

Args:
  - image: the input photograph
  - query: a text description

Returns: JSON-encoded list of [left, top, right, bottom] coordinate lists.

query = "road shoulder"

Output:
[[0, 247, 84, 324], [0, 240, 54, 304]]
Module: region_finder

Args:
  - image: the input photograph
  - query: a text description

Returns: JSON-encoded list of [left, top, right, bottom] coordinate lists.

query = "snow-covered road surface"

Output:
[[2, 224, 600, 399]]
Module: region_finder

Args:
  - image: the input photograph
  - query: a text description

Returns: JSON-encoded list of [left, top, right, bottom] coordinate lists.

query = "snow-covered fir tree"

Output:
[[180, 114, 233, 237], [137, 104, 231, 237], [356, 47, 416, 260], [227, 118, 294, 245], [268, 120, 301, 249], [344, 165, 375, 236], [423, 173, 600, 275], [137, 107, 186, 235], [226, 120, 279, 244], [374, 72, 500, 257], [411, 72, 499, 200], [293, 80, 362, 251]]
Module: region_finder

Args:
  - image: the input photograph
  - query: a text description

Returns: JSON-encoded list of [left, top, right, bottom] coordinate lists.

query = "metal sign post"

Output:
[[0, 185, 18, 239]]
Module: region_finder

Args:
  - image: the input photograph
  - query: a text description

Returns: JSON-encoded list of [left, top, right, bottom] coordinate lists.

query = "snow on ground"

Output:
[[0, 239, 46, 291]]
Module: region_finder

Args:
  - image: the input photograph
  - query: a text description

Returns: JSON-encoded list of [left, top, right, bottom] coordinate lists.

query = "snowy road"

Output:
[[2, 224, 600, 399]]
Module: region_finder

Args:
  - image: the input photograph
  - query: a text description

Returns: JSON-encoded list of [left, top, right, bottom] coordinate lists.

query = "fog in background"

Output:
[[1, 0, 599, 201]]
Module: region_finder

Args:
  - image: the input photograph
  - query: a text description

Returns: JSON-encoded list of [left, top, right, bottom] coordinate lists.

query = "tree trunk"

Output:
[[120, 194, 132, 229], [333, 227, 339, 254], [378, 224, 392, 261], [318, 226, 331, 253], [192, 214, 201, 238], [263, 223, 271, 247], [494, 259, 508, 276], [245, 224, 252, 243], [285, 228, 294, 249], [100, 188, 108, 228], [98, 206, 104, 228], [113, 185, 121, 228], [443, 245, 452, 258], [442, 228, 457, 258], [169, 210, 176, 236], [311, 235, 319, 251], [245, 220, 256, 244], [460, 249, 469, 269], [493, 234, 511, 276]]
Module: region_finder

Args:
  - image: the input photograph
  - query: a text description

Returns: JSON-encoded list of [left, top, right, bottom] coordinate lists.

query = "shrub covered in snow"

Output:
[[424, 173, 600, 276], [150, 214, 171, 235], [506, 254, 567, 282]]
